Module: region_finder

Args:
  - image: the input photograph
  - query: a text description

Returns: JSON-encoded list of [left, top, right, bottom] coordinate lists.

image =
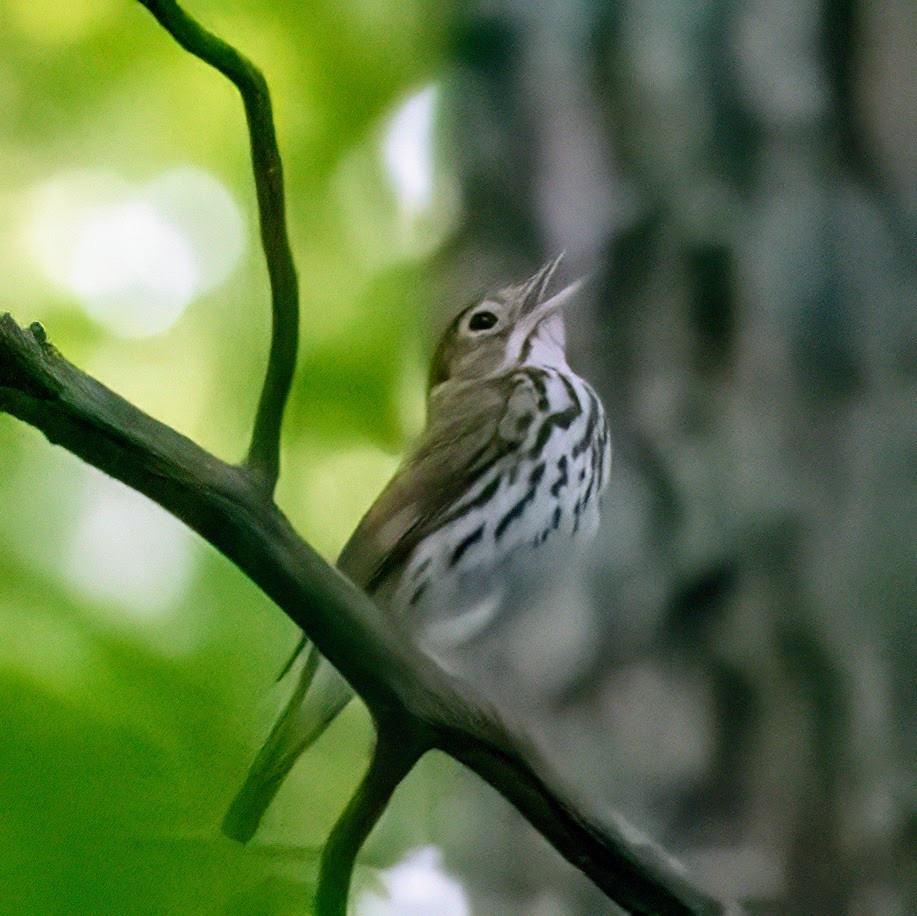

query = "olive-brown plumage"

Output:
[[223, 257, 610, 842]]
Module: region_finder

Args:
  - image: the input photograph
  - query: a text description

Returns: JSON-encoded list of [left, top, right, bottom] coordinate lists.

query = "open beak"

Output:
[[517, 257, 582, 337], [522, 253, 565, 306]]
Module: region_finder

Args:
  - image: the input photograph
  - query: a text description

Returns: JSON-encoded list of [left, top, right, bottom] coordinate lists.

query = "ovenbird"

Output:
[[223, 256, 611, 842]]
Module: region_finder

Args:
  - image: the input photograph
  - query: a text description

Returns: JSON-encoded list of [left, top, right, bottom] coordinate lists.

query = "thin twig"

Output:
[[137, 0, 299, 492], [315, 729, 423, 916], [0, 314, 734, 914]]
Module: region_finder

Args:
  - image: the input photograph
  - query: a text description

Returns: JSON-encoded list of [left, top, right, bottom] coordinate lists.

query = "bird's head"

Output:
[[428, 256, 581, 391]]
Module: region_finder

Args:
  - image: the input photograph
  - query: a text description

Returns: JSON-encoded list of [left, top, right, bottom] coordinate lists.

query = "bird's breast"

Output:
[[392, 365, 610, 648]]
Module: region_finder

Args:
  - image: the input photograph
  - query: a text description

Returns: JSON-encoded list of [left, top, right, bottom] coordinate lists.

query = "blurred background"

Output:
[[0, 0, 912, 913]]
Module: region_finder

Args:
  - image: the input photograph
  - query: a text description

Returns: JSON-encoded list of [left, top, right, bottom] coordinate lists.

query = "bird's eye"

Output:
[[468, 310, 498, 332]]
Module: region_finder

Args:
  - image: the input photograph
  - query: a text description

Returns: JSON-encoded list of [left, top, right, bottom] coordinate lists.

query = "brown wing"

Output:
[[336, 371, 541, 597]]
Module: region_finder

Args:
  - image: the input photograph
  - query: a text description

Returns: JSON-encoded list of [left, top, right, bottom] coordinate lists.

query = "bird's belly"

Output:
[[410, 536, 574, 652], [393, 428, 604, 650]]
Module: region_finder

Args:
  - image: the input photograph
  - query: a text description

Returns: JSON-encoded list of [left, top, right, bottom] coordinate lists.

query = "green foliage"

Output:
[[0, 0, 453, 910]]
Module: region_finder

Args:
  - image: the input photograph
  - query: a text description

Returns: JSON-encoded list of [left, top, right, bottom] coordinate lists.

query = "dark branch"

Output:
[[439, 723, 723, 915], [316, 730, 422, 915], [138, 0, 299, 492], [0, 314, 733, 914]]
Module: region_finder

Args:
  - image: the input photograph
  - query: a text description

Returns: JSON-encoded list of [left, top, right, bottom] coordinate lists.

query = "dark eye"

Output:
[[468, 310, 498, 332]]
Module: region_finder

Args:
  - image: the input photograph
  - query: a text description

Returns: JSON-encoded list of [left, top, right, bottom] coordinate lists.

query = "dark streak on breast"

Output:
[[495, 487, 538, 541], [571, 387, 600, 459], [412, 556, 432, 581], [439, 474, 500, 529], [520, 366, 550, 411], [530, 404, 580, 456], [450, 523, 485, 567], [551, 455, 568, 497]]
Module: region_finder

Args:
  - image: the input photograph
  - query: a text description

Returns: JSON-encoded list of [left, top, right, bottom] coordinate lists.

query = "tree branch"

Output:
[[316, 729, 423, 915], [138, 0, 298, 492], [439, 724, 721, 915], [0, 314, 732, 914]]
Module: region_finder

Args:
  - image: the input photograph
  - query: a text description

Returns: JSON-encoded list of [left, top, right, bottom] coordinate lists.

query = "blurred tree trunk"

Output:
[[440, 0, 912, 911]]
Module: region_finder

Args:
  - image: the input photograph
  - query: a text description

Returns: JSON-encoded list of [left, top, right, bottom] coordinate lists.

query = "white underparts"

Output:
[[396, 359, 611, 646]]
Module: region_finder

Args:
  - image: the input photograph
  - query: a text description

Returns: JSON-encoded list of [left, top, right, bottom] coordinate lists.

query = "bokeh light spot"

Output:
[[68, 199, 198, 338], [383, 85, 437, 216], [65, 470, 195, 638], [300, 445, 400, 560], [357, 846, 469, 916], [25, 167, 245, 339], [147, 166, 245, 293]]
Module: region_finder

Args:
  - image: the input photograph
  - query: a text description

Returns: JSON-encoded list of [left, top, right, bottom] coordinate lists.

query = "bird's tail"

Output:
[[222, 646, 354, 843]]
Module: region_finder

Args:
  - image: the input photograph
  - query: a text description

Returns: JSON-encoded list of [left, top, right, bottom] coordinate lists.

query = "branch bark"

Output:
[[138, 0, 298, 492], [0, 315, 730, 915], [317, 728, 423, 916]]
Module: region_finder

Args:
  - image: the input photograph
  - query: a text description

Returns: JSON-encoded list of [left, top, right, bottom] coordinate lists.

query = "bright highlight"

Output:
[[66, 469, 195, 633], [26, 167, 244, 338], [383, 85, 437, 216], [357, 847, 469, 916]]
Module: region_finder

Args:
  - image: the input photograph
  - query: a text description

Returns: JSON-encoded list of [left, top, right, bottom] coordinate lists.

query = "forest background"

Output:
[[0, 0, 911, 912]]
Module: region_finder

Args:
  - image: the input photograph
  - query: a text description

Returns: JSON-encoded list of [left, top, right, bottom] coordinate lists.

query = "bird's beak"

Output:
[[521, 254, 565, 306], [518, 272, 583, 337]]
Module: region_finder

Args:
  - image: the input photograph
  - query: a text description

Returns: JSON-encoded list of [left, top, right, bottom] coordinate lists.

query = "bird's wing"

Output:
[[336, 370, 542, 598]]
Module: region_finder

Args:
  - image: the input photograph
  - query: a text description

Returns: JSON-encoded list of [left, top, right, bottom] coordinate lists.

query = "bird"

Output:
[[222, 255, 611, 843]]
